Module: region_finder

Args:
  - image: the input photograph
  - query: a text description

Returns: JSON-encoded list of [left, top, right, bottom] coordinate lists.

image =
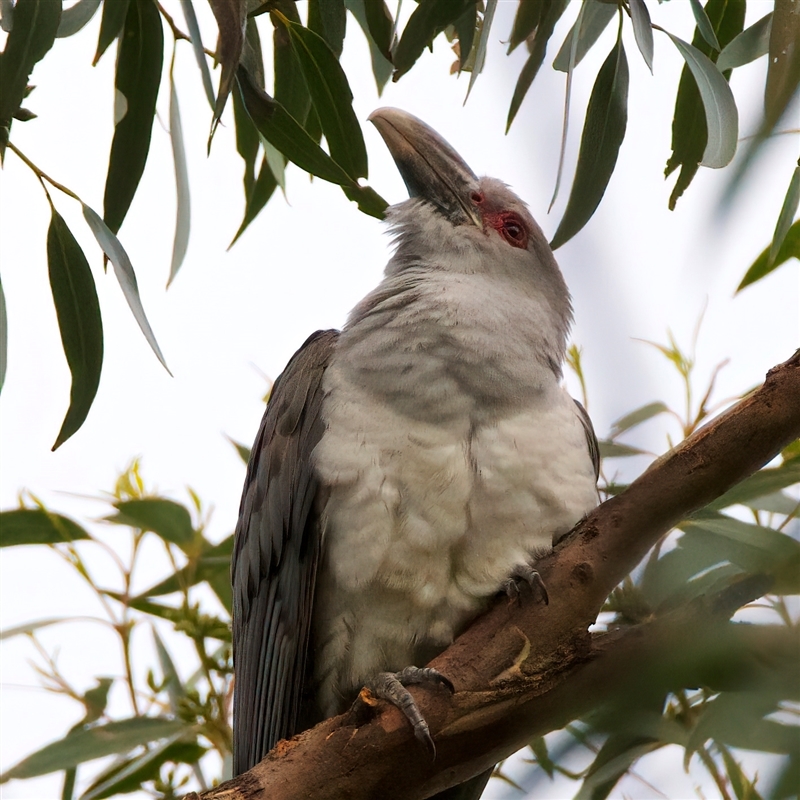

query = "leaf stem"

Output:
[[6, 141, 82, 201]]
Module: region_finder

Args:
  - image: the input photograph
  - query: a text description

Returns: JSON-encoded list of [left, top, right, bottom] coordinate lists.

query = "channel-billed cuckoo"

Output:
[[231, 109, 599, 799]]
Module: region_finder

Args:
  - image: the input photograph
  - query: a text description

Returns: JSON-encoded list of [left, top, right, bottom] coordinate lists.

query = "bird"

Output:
[[230, 108, 600, 799]]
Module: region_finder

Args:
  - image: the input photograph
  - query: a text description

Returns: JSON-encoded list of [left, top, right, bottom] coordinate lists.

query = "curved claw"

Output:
[[364, 666, 454, 758], [503, 565, 549, 606]]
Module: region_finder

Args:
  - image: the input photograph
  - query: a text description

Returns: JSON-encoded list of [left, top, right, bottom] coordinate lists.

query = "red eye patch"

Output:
[[484, 210, 529, 249]]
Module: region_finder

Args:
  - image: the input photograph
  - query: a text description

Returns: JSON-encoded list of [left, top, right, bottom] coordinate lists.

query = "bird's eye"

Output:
[[471, 191, 484, 204], [500, 214, 528, 249]]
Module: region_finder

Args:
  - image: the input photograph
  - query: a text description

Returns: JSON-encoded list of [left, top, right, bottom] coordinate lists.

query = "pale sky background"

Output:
[[0, 1, 797, 798]]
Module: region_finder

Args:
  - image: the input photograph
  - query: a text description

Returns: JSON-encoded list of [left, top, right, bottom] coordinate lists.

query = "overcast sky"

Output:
[[1, 1, 796, 797]]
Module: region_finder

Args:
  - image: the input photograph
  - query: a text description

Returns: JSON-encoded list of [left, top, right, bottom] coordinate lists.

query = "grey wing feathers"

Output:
[[231, 329, 338, 777], [573, 398, 600, 481]]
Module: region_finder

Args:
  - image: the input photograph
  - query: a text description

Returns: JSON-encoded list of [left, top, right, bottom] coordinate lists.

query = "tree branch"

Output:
[[194, 350, 800, 800]]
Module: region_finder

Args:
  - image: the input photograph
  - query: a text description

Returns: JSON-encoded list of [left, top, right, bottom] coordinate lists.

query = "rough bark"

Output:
[[193, 350, 800, 800]]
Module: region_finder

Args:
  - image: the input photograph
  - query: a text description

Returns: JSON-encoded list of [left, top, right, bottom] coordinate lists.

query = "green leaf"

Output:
[[598, 440, 644, 459], [82, 204, 171, 374], [663, 0, 744, 208], [552, 0, 616, 73], [706, 461, 800, 511], [57, 0, 100, 38], [716, 12, 772, 72], [152, 628, 185, 712], [508, 0, 543, 54], [393, 0, 475, 80], [769, 162, 800, 267], [345, 0, 394, 93], [47, 207, 104, 449], [235, 64, 352, 185], [93, 0, 130, 64], [689, 0, 721, 51], [271, 5, 309, 127], [362, 0, 394, 62], [308, 0, 346, 59], [167, 71, 190, 288], [665, 32, 738, 168], [765, 0, 800, 130], [453, 3, 477, 71], [628, 0, 653, 73], [102, 0, 163, 235], [79, 678, 114, 725], [0, 508, 91, 547], [0, 274, 7, 394], [178, 0, 215, 109], [464, 0, 496, 99], [737, 219, 800, 291], [208, 0, 247, 130], [508, 0, 568, 130], [575, 739, 661, 800], [277, 13, 368, 180], [0, 617, 77, 640], [0, 0, 60, 156], [80, 733, 203, 800], [609, 401, 669, 438], [229, 155, 278, 246], [227, 436, 252, 465], [0, 717, 188, 783], [550, 38, 629, 250], [107, 498, 195, 551]]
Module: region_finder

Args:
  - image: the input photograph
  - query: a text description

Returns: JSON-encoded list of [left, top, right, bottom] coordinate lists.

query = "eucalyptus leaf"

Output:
[[393, 0, 475, 80], [168, 72, 191, 288], [308, 0, 346, 58], [737, 219, 800, 292], [769, 162, 800, 267], [0, 717, 187, 782], [550, 38, 629, 249], [107, 498, 195, 551], [0, 274, 7, 394], [227, 436, 252, 465], [102, 0, 163, 235], [689, 0, 721, 51], [552, 0, 616, 73], [453, 3, 477, 71], [93, 0, 130, 64], [82, 205, 171, 374], [179, 0, 215, 109], [272, 5, 310, 127], [56, 0, 100, 38], [345, 0, 394, 93], [609, 401, 669, 437], [716, 12, 772, 72], [46, 208, 104, 449], [508, 0, 543, 54], [465, 0, 496, 99], [598, 440, 644, 459], [0, 508, 91, 547], [0, 0, 60, 155], [705, 461, 800, 511], [208, 0, 247, 130], [765, 0, 800, 129], [0, 617, 76, 640], [152, 628, 185, 712], [362, 0, 394, 61], [229, 155, 278, 247], [665, 32, 738, 168], [628, 0, 653, 73]]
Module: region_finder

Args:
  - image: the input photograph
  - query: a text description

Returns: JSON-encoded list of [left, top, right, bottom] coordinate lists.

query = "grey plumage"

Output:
[[231, 110, 599, 797]]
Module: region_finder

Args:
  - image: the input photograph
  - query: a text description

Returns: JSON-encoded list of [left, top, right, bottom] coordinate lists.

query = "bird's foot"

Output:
[[503, 564, 549, 606], [363, 666, 454, 757]]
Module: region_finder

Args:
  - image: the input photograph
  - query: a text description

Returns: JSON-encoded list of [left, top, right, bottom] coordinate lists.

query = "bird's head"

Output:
[[369, 108, 571, 337]]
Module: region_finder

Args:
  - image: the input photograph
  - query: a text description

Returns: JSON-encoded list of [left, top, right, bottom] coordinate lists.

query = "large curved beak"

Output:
[[369, 108, 482, 227]]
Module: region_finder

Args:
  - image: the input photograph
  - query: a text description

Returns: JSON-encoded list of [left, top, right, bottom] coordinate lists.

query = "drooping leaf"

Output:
[[609, 401, 669, 438], [229, 155, 278, 246], [0, 717, 188, 782], [0, 0, 60, 155], [575, 739, 662, 800], [0, 274, 7, 393], [46, 207, 104, 449], [769, 161, 800, 267], [308, 0, 346, 58], [272, 4, 310, 126], [362, 0, 394, 62], [737, 219, 800, 291], [56, 0, 100, 38], [276, 13, 368, 180], [465, 0, 496, 99], [345, 0, 394, 93], [107, 498, 195, 552], [167, 70, 191, 288], [508, 0, 543, 54], [765, 0, 800, 129], [689, 0, 721, 51], [507, 0, 568, 130], [179, 0, 215, 109], [393, 0, 475, 80], [598, 441, 645, 459], [663, 0, 744, 209], [0, 508, 91, 547], [550, 38, 629, 249], [152, 628, 185, 712], [79, 734, 204, 800], [453, 3, 477, 71], [552, 0, 616, 73], [93, 0, 130, 64], [0, 617, 77, 640], [208, 0, 247, 130], [716, 12, 772, 72], [227, 435, 252, 465], [666, 33, 739, 168], [82, 205, 171, 373], [628, 0, 654, 73], [705, 461, 800, 511], [102, 0, 164, 235], [0, 0, 12, 32]]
